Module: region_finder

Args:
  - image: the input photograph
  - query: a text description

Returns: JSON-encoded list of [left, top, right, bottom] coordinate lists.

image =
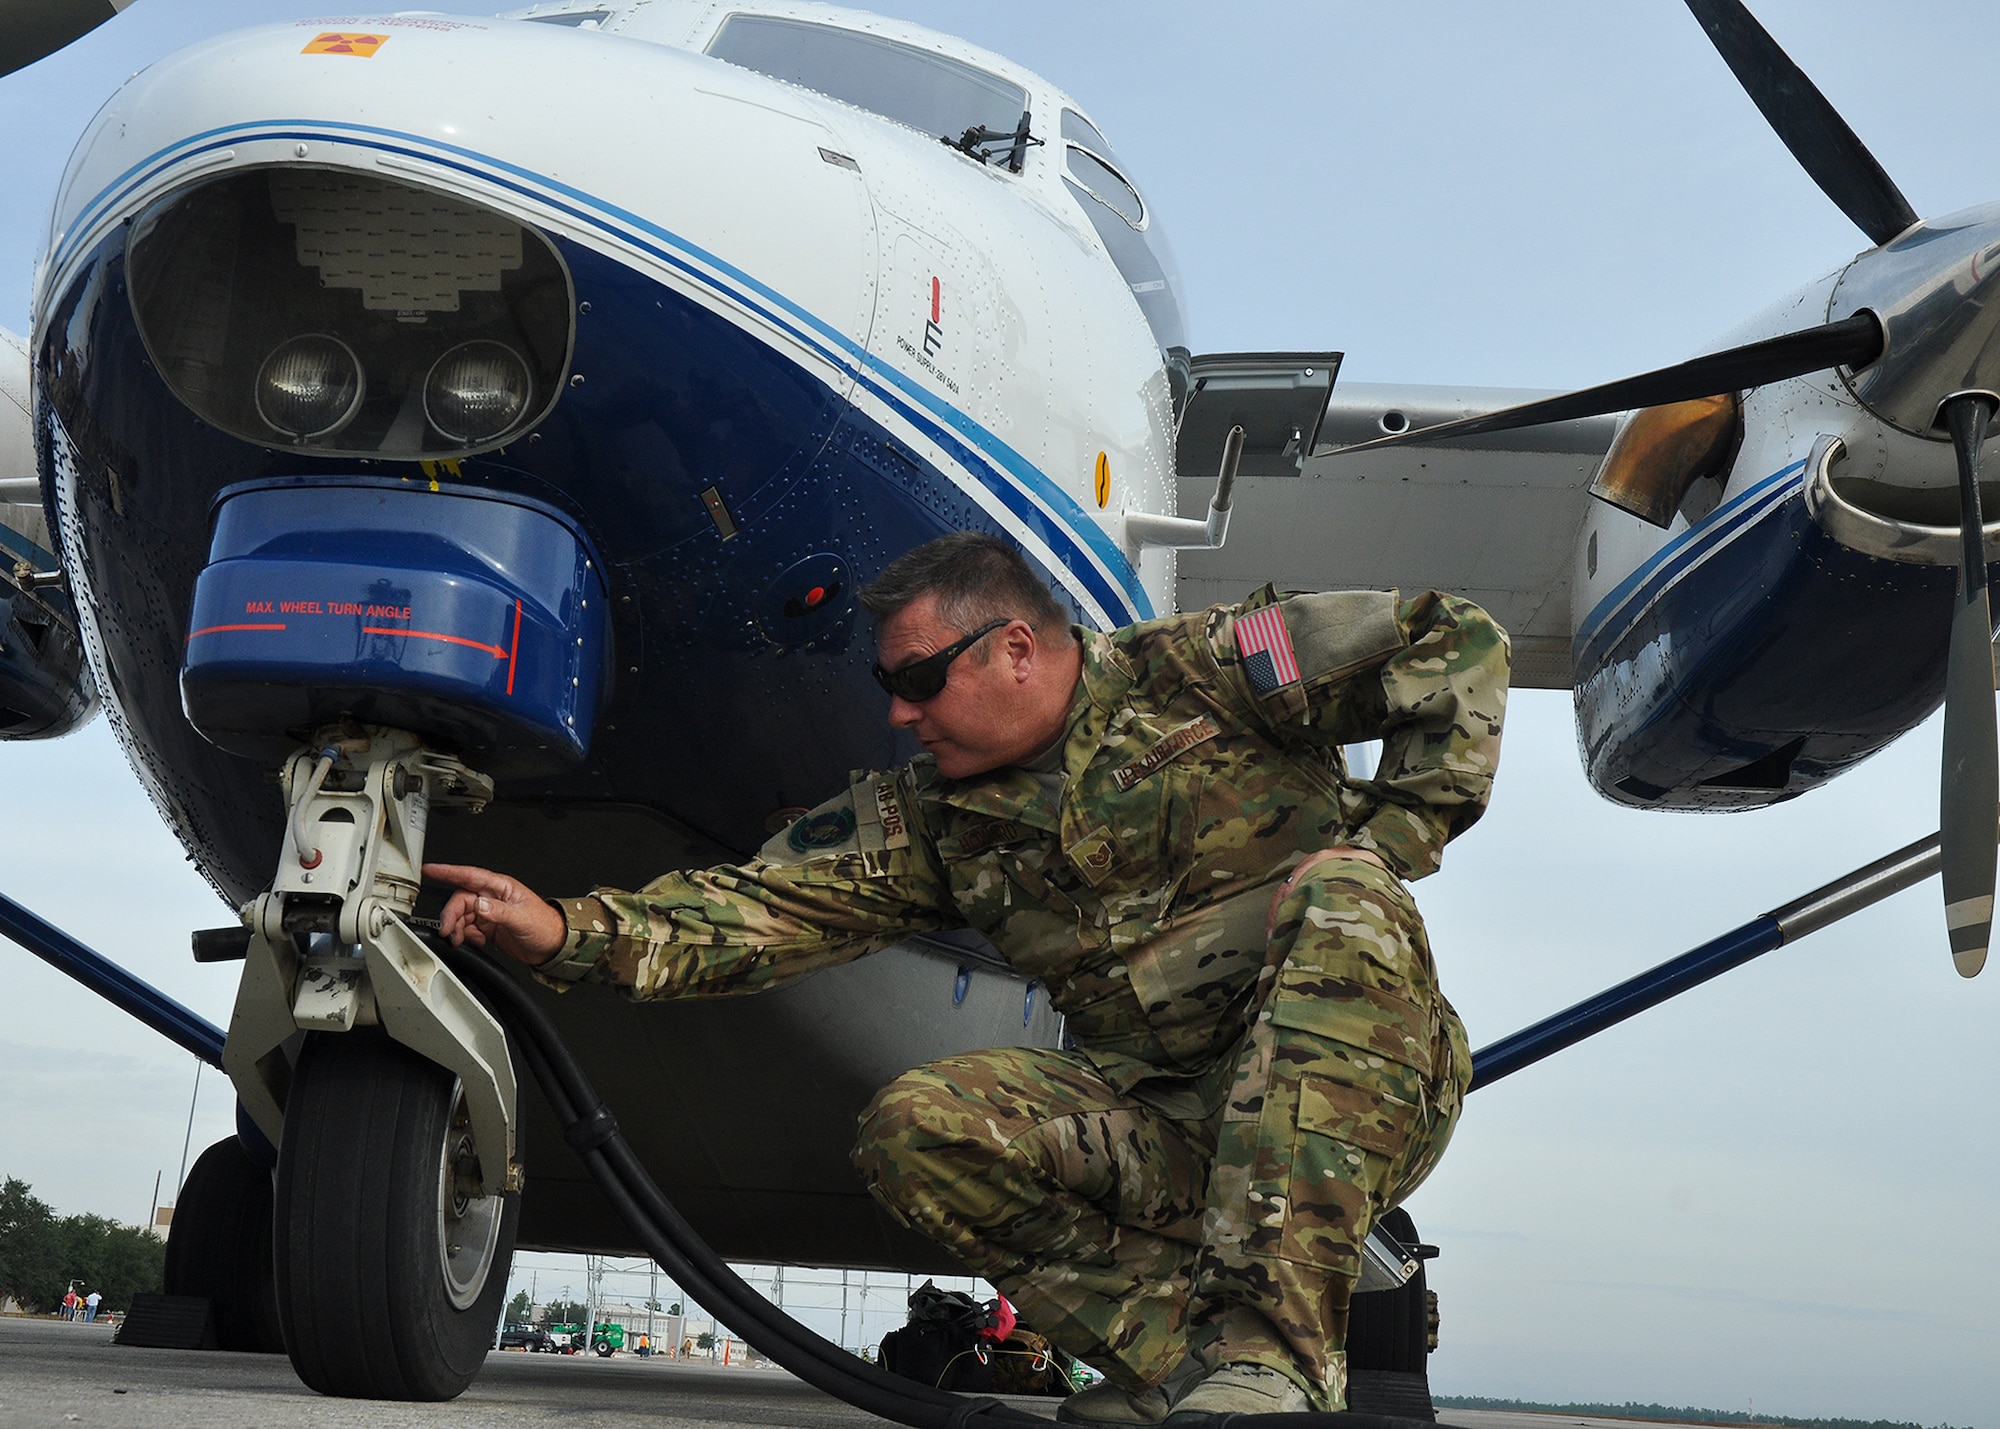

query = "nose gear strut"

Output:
[[223, 725, 521, 1197]]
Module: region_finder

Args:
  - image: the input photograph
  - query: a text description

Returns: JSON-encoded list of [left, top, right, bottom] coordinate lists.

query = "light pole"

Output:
[[174, 1060, 203, 1200]]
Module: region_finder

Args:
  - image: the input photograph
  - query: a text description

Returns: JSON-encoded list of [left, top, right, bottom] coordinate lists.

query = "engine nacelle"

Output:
[[0, 586, 97, 739], [0, 327, 95, 740]]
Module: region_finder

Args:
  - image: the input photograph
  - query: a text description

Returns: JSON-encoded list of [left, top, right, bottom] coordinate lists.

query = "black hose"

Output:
[[439, 945, 1448, 1429]]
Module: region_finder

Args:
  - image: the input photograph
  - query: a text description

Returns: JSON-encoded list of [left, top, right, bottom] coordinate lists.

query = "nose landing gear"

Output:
[[274, 1031, 518, 1398], [221, 726, 521, 1400]]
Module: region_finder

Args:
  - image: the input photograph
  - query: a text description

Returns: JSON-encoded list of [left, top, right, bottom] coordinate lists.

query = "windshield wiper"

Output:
[[942, 109, 1042, 174]]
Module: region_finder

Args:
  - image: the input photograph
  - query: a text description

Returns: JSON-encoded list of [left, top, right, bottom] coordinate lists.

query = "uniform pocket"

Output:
[[1268, 973, 1435, 1078], [1273, 1065, 1422, 1270], [1297, 1070, 1413, 1159]]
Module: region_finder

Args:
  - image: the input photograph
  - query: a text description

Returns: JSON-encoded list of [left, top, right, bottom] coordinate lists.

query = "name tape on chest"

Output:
[[937, 819, 1035, 861], [1112, 716, 1220, 792]]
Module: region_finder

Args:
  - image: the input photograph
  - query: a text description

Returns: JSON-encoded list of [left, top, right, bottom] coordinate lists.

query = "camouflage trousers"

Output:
[[853, 858, 1471, 1410]]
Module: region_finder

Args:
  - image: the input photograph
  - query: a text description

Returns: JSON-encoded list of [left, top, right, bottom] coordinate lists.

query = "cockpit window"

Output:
[[709, 16, 1027, 148], [1059, 108, 1187, 352], [1061, 110, 1119, 164], [1065, 147, 1142, 227]]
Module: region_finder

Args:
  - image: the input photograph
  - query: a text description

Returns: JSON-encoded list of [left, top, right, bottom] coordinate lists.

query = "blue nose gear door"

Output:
[[181, 478, 610, 777]]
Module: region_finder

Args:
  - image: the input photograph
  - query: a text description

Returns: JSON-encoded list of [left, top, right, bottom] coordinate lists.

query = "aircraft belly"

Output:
[[510, 936, 1065, 1269], [1574, 482, 1955, 809]]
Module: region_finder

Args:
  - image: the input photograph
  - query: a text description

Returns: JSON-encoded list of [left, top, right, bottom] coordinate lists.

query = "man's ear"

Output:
[[1004, 620, 1038, 682]]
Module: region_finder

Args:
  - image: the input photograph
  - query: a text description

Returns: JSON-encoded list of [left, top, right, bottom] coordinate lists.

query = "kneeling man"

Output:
[[430, 532, 1507, 1422]]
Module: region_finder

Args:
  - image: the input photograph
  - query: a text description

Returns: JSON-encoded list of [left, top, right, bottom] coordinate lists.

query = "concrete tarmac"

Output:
[[0, 1316, 1713, 1429]]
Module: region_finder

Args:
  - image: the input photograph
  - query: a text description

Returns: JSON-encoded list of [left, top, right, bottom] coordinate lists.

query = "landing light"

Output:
[[256, 335, 364, 440], [425, 341, 532, 444]]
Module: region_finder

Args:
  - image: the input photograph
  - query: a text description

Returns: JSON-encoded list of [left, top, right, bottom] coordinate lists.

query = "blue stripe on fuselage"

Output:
[[1573, 458, 1809, 670], [51, 121, 1153, 625]]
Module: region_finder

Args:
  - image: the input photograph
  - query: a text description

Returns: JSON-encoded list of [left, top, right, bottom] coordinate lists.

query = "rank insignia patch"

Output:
[[1234, 605, 1300, 694]]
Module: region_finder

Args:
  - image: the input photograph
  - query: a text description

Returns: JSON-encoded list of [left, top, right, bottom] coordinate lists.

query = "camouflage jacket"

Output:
[[545, 588, 1508, 1075]]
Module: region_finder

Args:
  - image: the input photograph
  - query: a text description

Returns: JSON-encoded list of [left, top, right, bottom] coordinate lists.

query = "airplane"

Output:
[[0, 0, 1992, 1415]]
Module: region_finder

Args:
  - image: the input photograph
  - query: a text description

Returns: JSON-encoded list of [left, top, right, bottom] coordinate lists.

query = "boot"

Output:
[[1164, 1362, 1311, 1420], [1057, 1382, 1174, 1427], [1058, 1353, 1202, 1427]]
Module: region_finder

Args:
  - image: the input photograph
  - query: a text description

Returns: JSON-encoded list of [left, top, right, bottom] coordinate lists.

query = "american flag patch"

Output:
[[1234, 605, 1300, 695]]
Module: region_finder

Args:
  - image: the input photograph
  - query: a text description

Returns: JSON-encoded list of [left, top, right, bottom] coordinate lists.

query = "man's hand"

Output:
[[424, 863, 568, 966], [1267, 846, 1391, 941]]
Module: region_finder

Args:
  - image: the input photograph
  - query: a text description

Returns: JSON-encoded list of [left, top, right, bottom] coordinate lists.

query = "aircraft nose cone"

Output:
[[1831, 199, 2000, 438]]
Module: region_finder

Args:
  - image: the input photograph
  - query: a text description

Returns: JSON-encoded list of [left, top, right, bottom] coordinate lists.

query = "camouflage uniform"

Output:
[[541, 587, 1508, 1408]]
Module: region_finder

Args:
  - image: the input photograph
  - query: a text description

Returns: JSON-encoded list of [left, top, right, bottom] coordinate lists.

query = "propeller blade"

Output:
[[1682, 0, 1918, 247], [1939, 394, 1998, 978], [0, 0, 121, 82], [1329, 312, 1882, 456]]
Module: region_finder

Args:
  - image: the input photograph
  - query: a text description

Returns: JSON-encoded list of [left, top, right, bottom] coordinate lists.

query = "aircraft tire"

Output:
[[1346, 1207, 1429, 1375], [273, 1031, 519, 1401], [162, 1135, 285, 1353]]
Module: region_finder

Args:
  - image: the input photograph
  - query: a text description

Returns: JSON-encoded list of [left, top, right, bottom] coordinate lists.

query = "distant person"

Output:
[[61, 1289, 77, 1321], [84, 1290, 101, 1323], [432, 533, 1506, 1422]]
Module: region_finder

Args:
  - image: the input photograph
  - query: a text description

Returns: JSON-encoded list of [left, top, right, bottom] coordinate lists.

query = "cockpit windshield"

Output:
[[709, 16, 1027, 148], [1060, 109, 1186, 352]]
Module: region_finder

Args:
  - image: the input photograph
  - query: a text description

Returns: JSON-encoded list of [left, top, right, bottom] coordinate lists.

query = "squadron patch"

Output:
[[787, 806, 857, 852], [1112, 716, 1219, 791]]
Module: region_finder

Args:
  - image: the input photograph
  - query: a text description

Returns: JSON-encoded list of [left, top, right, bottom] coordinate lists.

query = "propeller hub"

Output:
[[1829, 201, 2000, 439]]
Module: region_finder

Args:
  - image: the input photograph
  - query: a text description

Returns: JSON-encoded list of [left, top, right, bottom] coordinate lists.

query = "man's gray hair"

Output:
[[860, 532, 1073, 642]]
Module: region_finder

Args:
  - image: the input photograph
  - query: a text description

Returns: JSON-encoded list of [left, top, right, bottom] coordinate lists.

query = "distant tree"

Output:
[[0, 1178, 61, 1311], [695, 1330, 715, 1352], [506, 1290, 532, 1323], [644, 1297, 661, 1312], [0, 1180, 162, 1313], [55, 1215, 163, 1313], [544, 1298, 589, 1327], [669, 1301, 683, 1316]]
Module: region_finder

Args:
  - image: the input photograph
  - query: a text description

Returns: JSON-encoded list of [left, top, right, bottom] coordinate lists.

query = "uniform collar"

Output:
[[1062, 625, 1138, 779], [929, 762, 1061, 831]]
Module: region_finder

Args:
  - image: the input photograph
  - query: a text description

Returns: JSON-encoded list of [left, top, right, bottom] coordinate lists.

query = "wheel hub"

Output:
[[436, 1085, 503, 1311]]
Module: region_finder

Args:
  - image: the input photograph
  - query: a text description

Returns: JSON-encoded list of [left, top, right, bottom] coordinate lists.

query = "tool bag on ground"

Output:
[[876, 1281, 1078, 1395]]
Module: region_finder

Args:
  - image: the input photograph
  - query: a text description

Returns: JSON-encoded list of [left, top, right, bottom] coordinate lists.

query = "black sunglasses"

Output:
[[873, 618, 1011, 702]]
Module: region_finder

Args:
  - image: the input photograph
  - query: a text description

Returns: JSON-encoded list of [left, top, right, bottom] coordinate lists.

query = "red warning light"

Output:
[[806, 586, 826, 609]]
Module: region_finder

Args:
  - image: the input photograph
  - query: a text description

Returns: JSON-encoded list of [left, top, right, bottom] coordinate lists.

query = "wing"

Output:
[[1175, 382, 1619, 689]]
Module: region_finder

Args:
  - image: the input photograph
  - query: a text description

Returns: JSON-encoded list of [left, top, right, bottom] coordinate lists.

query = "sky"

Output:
[[1, 1, 1996, 1424]]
